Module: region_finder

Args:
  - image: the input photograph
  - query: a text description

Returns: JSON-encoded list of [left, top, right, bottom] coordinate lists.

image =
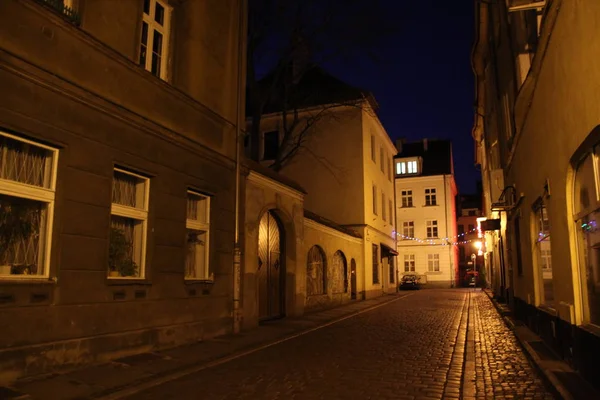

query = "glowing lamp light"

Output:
[[474, 241, 483, 250]]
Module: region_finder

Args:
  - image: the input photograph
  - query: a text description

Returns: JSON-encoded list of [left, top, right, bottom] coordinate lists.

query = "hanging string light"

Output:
[[398, 227, 479, 245]]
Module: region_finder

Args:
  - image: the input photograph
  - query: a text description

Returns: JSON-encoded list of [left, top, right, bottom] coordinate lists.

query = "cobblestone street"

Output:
[[120, 290, 554, 400]]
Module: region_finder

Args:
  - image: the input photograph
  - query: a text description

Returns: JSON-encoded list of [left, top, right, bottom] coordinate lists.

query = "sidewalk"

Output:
[[2, 293, 404, 400], [482, 289, 600, 400]]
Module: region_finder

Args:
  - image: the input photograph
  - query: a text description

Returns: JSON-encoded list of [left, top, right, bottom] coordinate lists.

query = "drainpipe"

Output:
[[233, 0, 246, 334]]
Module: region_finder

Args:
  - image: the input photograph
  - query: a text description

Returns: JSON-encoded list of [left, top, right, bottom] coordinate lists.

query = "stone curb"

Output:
[[481, 289, 571, 400]]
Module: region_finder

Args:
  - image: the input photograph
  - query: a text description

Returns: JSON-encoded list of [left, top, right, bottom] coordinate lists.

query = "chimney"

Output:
[[423, 138, 428, 151], [395, 138, 406, 153]]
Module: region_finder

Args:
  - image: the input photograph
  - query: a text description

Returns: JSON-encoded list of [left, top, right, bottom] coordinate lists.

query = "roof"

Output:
[[251, 65, 377, 115], [304, 210, 362, 239], [395, 139, 453, 176], [243, 159, 307, 194]]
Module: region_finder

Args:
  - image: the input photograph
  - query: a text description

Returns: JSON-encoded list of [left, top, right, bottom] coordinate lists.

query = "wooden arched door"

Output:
[[258, 211, 284, 320]]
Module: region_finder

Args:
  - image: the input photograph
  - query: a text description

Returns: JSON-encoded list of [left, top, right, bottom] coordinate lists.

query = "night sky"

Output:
[[323, 0, 478, 194]]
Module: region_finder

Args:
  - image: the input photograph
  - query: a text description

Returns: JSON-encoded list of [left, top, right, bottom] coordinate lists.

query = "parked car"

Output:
[[399, 274, 420, 290]]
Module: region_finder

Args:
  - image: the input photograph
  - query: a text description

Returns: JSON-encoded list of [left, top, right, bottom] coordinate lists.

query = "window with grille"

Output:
[[372, 244, 379, 284], [404, 254, 415, 272], [0, 132, 58, 278], [427, 254, 440, 272], [185, 190, 210, 280], [402, 221, 414, 239], [426, 220, 438, 238], [401, 190, 413, 207], [139, 0, 171, 79], [425, 188, 437, 206], [109, 168, 149, 278]]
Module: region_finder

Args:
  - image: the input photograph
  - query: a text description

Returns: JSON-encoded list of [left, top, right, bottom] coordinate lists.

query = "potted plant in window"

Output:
[[108, 227, 138, 277], [0, 197, 38, 275]]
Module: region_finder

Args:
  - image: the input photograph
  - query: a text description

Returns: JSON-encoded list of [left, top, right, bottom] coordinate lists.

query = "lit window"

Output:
[[396, 162, 406, 175], [425, 188, 437, 206], [109, 168, 149, 278], [185, 190, 211, 280], [401, 190, 413, 207], [0, 132, 58, 278], [39, 0, 80, 24], [427, 254, 440, 272], [402, 221, 414, 238], [139, 0, 171, 79], [426, 220, 438, 238], [407, 160, 418, 174], [404, 254, 415, 272]]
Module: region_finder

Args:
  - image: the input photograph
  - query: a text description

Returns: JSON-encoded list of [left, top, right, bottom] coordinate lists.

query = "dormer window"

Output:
[[396, 158, 420, 176]]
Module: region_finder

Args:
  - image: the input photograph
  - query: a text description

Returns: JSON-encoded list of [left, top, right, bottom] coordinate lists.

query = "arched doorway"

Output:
[[307, 245, 327, 296], [258, 211, 284, 321], [350, 258, 357, 300], [332, 250, 348, 293]]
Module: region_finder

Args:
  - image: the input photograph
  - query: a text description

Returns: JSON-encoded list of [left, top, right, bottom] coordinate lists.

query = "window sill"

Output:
[[400, 206, 415, 209], [538, 304, 557, 316], [0, 277, 57, 285], [105, 278, 152, 286], [426, 271, 442, 275], [184, 279, 215, 286], [423, 204, 439, 207], [579, 323, 600, 337]]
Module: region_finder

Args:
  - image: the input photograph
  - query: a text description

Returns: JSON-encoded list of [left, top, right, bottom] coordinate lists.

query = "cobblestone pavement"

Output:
[[125, 290, 554, 400]]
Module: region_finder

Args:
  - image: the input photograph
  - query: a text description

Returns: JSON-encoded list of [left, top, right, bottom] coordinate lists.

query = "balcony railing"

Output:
[[36, 0, 81, 25]]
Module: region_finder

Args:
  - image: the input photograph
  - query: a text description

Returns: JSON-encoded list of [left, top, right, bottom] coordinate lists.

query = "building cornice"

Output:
[[247, 170, 304, 201], [304, 218, 363, 244]]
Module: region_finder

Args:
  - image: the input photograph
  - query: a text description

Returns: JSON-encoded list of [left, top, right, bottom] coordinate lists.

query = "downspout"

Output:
[[233, 0, 246, 334]]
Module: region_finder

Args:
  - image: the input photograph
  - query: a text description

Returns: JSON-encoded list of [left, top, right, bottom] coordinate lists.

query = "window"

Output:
[[109, 168, 149, 278], [371, 135, 376, 162], [372, 185, 378, 215], [468, 210, 478, 216], [468, 224, 475, 232], [458, 224, 465, 235], [402, 221, 414, 239], [185, 190, 211, 280], [404, 254, 415, 272], [39, 0, 80, 24], [426, 220, 438, 238], [381, 192, 386, 221], [263, 131, 279, 160], [372, 244, 379, 284], [0, 132, 58, 278], [307, 245, 326, 295], [425, 188, 437, 206], [428, 254, 440, 272], [533, 199, 553, 306], [332, 250, 347, 294], [139, 0, 171, 79], [459, 246, 466, 262], [380, 147, 385, 173], [389, 199, 393, 224], [401, 190, 413, 207], [574, 149, 600, 325], [396, 160, 418, 175]]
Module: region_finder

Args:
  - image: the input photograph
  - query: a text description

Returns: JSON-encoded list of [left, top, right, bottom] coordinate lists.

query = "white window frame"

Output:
[[140, 0, 172, 80], [402, 221, 414, 239], [185, 189, 211, 280], [0, 131, 58, 280], [396, 158, 420, 175], [404, 254, 415, 272], [426, 220, 438, 238], [109, 168, 149, 279], [407, 160, 418, 174], [401, 190, 413, 207], [425, 188, 437, 206], [428, 254, 440, 272]]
